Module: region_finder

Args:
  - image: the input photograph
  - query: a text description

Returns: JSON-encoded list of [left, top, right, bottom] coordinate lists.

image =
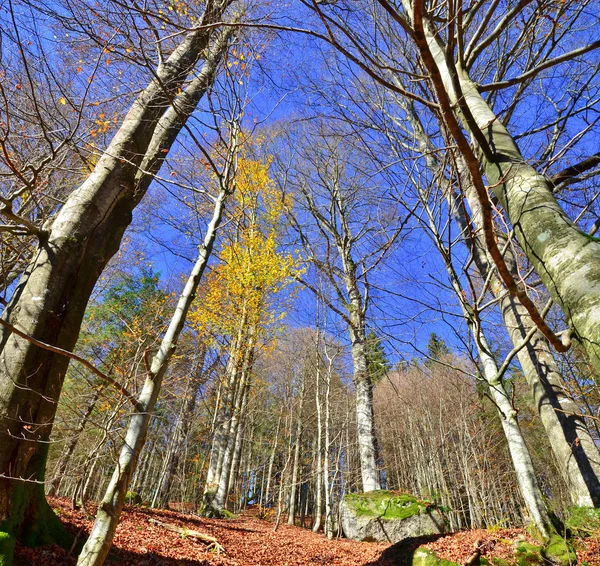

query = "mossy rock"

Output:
[[124, 491, 142, 505], [340, 491, 446, 543], [412, 547, 459, 566], [566, 507, 600, 538], [343, 491, 435, 521]]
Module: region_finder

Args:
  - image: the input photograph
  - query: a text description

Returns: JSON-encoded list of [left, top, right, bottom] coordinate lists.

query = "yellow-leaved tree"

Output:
[[191, 138, 302, 515]]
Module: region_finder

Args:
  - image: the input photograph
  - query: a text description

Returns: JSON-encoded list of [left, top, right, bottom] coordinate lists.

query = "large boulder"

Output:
[[340, 491, 447, 543]]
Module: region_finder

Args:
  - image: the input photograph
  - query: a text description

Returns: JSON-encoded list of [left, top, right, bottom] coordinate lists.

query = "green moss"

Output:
[[514, 542, 545, 566], [542, 535, 577, 566], [0, 532, 16, 566], [566, 506, 600, 538], [343, 491, 435, 521], [124, 491, 142, 505], [412, 547, 459, 566]]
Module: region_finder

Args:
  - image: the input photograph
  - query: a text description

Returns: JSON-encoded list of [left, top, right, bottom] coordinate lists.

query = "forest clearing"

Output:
[[2, 0, 600, 565]]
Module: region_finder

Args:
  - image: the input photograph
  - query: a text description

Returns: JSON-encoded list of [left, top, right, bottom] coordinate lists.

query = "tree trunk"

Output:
[[76, 138, 234, 566], [287, 372, 305, 525], [410, 0, 600, 379], [312, 348, 323, 533], [349, 328, 380, 492], [0, 14, 232, 563]]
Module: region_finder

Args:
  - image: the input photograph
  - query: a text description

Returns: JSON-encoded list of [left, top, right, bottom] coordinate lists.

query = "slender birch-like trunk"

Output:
[[287, 373, 306, 525], [313, 347, 323, 533], [76, 132, 235, 566], [0, 13, 233, 561], [323, 350, 333, 539]]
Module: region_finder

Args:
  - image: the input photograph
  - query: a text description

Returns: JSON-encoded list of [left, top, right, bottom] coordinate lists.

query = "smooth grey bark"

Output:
[[407, 0, 600, 378], [0, 7, 233, 559], [77, 157, 233, 566], [287, 372, 305, 525], [323, 348, 334, 539], [312, 344, 323, 533], [393, 63, 600, 508]]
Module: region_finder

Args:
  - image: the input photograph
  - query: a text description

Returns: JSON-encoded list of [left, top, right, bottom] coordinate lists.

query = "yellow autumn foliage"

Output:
[[190, 146, 302, 342]]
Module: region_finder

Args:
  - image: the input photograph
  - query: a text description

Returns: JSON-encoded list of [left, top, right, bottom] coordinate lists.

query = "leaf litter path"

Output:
[[14, 498, 600, 565]]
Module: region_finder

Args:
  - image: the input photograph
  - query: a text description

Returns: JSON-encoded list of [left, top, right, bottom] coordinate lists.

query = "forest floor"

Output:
[[13, 497, 600, 565]]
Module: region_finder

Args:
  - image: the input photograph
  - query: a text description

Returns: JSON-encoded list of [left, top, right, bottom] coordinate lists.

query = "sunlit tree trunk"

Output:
[[406, 0, 600, 378], [312, 348, 323, 533], [0, 13, 233, 562], [76, 155, 233, 566]]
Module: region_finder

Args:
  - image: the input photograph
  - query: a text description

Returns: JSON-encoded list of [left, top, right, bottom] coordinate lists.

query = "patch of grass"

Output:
[[514, 542, 545, 566], [543, 535, 577, 566], [566, 506, 600, 538]]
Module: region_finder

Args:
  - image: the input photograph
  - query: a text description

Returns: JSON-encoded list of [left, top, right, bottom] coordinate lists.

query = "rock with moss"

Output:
[[124, 491, 142, 505], [566, 507, 600, 538], [340, 491, 447, 543]]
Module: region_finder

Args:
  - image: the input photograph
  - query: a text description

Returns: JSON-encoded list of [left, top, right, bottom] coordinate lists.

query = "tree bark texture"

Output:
[[77, 165, 232, 566], [0, 10, 233, 562]]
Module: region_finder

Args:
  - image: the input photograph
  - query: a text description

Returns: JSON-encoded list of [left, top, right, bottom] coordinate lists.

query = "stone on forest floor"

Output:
[[340, 491, 447, 543]]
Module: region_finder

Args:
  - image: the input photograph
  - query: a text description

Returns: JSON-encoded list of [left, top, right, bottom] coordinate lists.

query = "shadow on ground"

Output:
[[362, 534, 447, 566]]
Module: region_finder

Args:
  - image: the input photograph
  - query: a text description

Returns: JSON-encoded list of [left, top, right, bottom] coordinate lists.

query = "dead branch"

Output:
[[148, 517, 225, 554]]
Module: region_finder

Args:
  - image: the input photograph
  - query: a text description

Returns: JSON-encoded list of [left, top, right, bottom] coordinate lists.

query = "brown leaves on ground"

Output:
[[14, 498, 600, 565]]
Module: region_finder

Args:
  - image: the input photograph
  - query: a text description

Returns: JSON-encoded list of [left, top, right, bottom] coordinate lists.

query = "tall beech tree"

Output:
[[0, 2, 238, 561], [195, 147, 299, 515], [277, 126, 409, 492], [303, 0, 600, 378]]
